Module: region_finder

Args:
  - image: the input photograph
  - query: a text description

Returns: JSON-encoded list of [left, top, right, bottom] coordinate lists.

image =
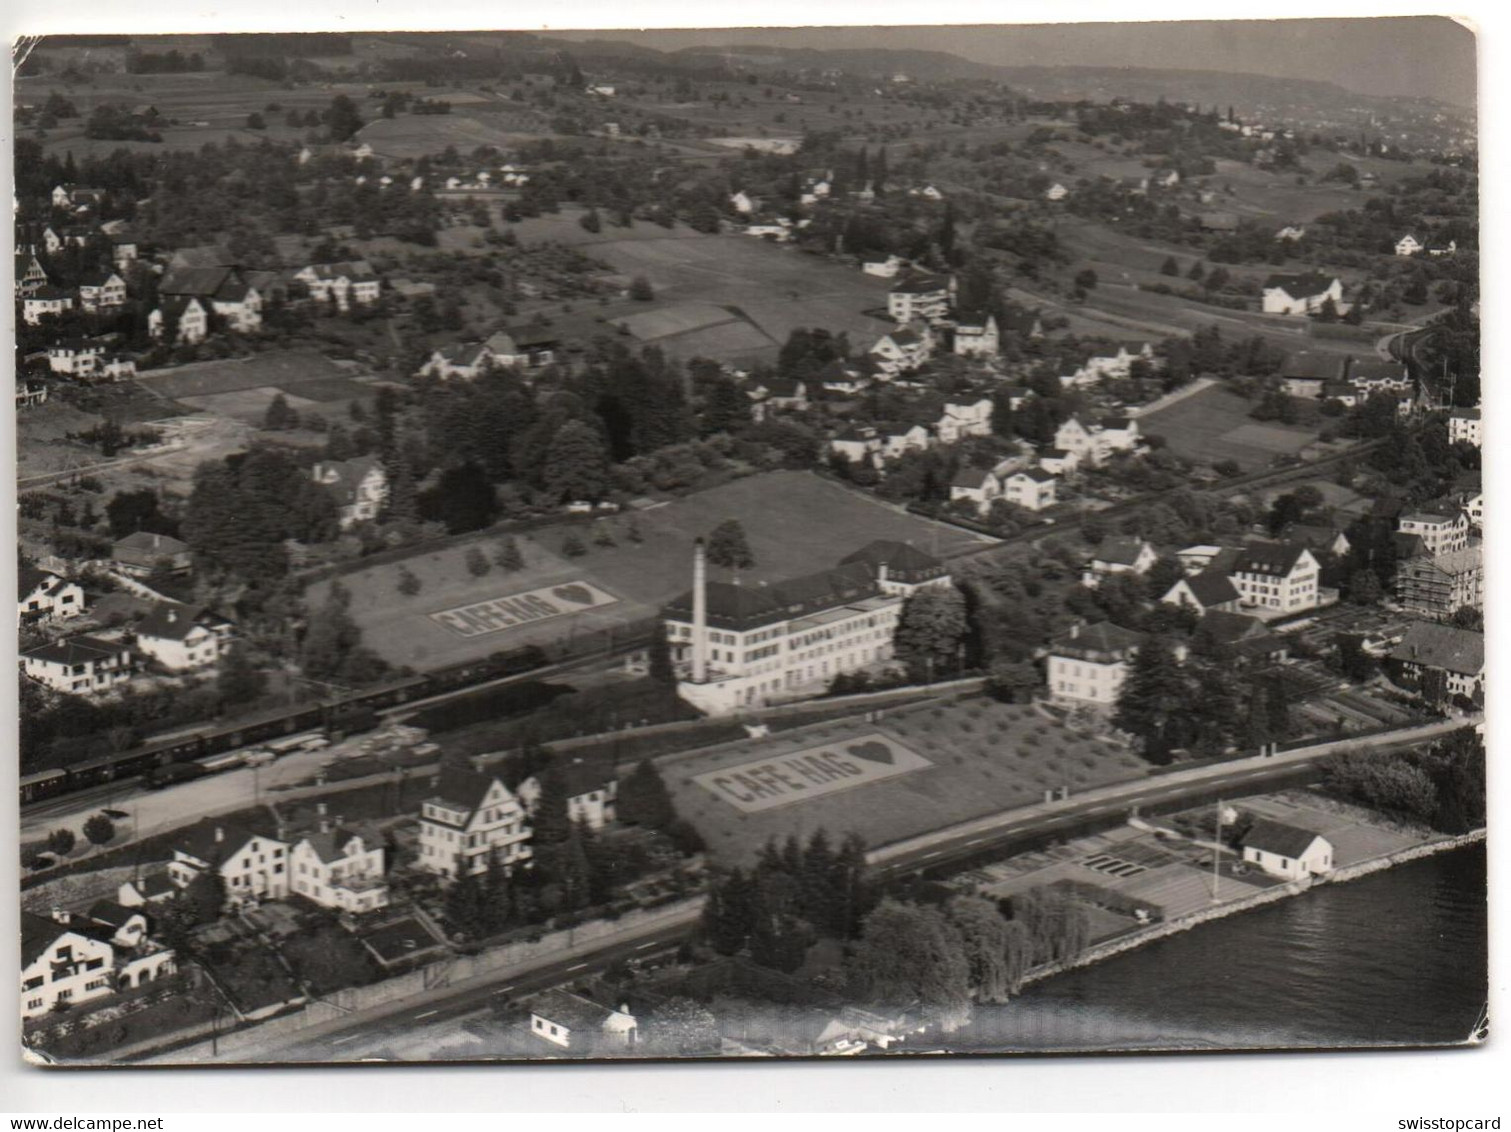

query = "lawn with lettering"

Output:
[[305, 470, 990, 671], [661, 695, 1151, 866]]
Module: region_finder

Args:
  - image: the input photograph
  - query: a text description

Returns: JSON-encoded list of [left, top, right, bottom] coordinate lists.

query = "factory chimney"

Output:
[[692, 538, 708, 684]]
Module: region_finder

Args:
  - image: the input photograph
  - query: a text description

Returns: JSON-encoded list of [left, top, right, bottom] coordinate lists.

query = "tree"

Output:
[[443, 862, 486, 938], [848, 899, 972, 1031], [323, 94, 364, 142], [701, 867, 760, 954], [893, 587, 968, 681], [543, 420, 610, 503], [465, 546, 491, 577], [246, 112, 266, 130], [647, 630, 675, 686], [644, 997, 721, 1054], [1348, 569, 1383, 605], [578, 208, 601, 234], [945, 895, 1018, 1002], [619, 759, 676, 829], [629, 275, 654, 301], [82, 814, 114, 847], [529, 765, 573, 845], [1160, 256, 1180, 277], [1074, 268, 1098, 291], [705, 519, 754, 572], [495, 535, 525, 572], [47, 828, 76, 856], [263, 394, 298, 431], [1113, 634, 1189, 762], [217, 643, 268, 707], [561, 532, 587, 557], [396, 566, 421, 596]]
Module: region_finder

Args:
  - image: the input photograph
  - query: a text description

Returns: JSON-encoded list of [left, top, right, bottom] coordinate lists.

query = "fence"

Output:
[[128, 897, 703, 1063]]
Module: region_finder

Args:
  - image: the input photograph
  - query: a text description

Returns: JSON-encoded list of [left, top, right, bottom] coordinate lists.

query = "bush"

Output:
[[561, 532, 587, 557], [397, 566, 422, 595], [83, 814, 115, 846], [48, 828, 76, 856]]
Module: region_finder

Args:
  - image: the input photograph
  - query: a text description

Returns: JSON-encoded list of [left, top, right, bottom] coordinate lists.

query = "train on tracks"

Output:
[[19, 645, 549, 806]]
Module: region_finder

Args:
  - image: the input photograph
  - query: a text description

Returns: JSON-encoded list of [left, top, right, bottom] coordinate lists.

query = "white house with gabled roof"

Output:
[[418, 766, 533, 879]]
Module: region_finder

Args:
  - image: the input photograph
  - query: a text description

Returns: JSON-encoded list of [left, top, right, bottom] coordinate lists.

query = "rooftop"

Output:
[[1389, 621, 1484, 676], [1242, 818, 1327, 859]]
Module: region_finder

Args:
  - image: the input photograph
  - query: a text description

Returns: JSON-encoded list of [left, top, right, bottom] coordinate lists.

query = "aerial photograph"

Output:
[[12, 17, 1485, 1069]]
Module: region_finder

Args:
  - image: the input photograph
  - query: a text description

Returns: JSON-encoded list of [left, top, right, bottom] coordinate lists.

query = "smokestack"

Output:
[[878, 562, 889, 587], [692, 538, 708, 684]]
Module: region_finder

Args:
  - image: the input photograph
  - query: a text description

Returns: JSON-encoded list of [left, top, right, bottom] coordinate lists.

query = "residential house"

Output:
[[935, 397, 994, 443], [23, 286, 75, 326], [869, 323, 933, 376], [1053, 414, 1139, 468], [1082, 539, 1157, 586], [1161, 569, 1241, 616], [418, 342, 495, 380], [109, 233, 139, 269], [949, 467, 1000, 514], [758, 377, 809, 416], [1395, 234, 1424, 257], [952, 312, 1000, 359], [829, 426, 882, 467], [862, 255, 905, 278], [1044, 183, 1069, 202], [1348, 358, 1413, 397], [117, 873, 178, 908], [1192, 609, 1289, 666], [77, 269, 127, 312], [1085, 341, 1155, 380], [133, 602, 234, 671], [14, 251, 48, 298], [878, 423, 932, 460], [417, 766, 533, 880], [294, 261, 381, 311], [517, 755, 619, 831], [1274, 225, 1307, 242], [167, 824, 290, 908], [1228, 542, 1320, 615], [886, 273, 953, 323], [289, 820, 390, 913], [1448, 407, 1482, 447], [1397, 546, 1483, 618], [1178, 545, 1229, 577], [147, 295, 210, 345], [815, 358, 876, 397], [1278, 523, 1352, 560], [21, 635, 134, 696], [1037, 448, 1081, 478], [999, 384, 1033, 412], [158, 266, 262, 333], [1000, 468, 1057, 512], [728, 191, 755, 215], [16, 376, 50, 409], [838, 540, 953, 596], [46, 338, 108, 378], [1047, 621, 1144, 705], [96, 354, 138, 383], [1387, 622, 1484, 704], [1397, 506, 1470, 556], [19, 567, 85, 626], [1261, 273, 1344, 316], [1241, 820, 1334, 880], [311, 455, 389, 529], [112, 531, 193, 578], [1277, 352, 1346, 399], [484, 327, 559, 370], [21, 909, 176, 1021], [1462, 491, 1483, 531], [529, 989, 638, 1051]]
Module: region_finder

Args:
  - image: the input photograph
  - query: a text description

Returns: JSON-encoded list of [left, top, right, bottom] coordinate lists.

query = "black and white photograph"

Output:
[[6, 4, 1493, 1099]]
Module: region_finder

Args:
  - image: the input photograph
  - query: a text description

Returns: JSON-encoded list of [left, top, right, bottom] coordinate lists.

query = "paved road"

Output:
[[168, 713, 1474, 1062]]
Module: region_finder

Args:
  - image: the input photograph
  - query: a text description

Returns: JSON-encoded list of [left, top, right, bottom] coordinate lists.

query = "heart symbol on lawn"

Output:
[[552, 583, 596, 606], [845, 741, 895, 765]]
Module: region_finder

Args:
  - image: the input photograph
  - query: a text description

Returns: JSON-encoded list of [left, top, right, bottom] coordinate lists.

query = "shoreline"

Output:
[[1015, 827, 1487, 992]]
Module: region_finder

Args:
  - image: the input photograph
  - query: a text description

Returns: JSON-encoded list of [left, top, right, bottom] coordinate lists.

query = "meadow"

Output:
[[661, 695, 1152, 866], [305, 470, 991, 671], [1139, 383, 1319, 470]]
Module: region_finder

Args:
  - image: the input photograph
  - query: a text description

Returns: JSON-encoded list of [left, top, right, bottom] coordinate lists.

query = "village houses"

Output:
[[289, 810, 390, 913], [418, 342, 495, 380], [1395, 234, 1424, 257], [23, 286, 75, 326], [1051, 414, 1140, 469], [132, 602, 234, 672], [869, 323, 933, 376], [517, 756, 619, 831], [952, 312, 1000, 359], [21, 909, 176, 1021], [1388, 622, 1484, 706], [529, 989, 638, 1051], [167, 824, 290, 909], [18, 566, 85, 626], [1397, 505, 1471, 556], [1081, 539, 1158, 587], [311, 455, 390, 529], [1261, 273, 1345, 316], [1241, 820, 1334, 880], [21, 635, 134, 696], [1047, 621, 1145, 706], [1448, 407, 1482, 447], [418, 766, 534, 880], [77, 269, 126, 312], [1397, 545, 1483, 619], [1161, 569, 1242, 616], [148, 295, 210, 345], [294, 260, 382, 311], [111, 531, 192, 578], [1227, 542, 1321, 615], [886, 273, 954, 323]]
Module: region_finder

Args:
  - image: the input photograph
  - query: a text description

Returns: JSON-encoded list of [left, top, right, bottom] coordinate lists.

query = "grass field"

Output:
[[1139, 383, 1319, 470], [661, 695, 1151, 866], [307, 470, 991, 671], [133, 351, 377, 423]]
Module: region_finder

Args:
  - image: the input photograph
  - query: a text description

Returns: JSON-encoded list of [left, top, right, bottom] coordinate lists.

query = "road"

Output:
[[161, 713, 1474, 1063]]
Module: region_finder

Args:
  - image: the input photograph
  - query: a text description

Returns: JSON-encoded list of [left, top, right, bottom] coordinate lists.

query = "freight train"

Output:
[[19, 645, 549, 805]]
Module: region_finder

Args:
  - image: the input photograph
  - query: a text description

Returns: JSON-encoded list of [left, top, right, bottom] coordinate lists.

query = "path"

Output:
[[1127, 375, 1217, 418]]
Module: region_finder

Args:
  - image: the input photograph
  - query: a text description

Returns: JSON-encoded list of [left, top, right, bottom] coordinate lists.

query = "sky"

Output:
[[552, 17, 1477, 107]]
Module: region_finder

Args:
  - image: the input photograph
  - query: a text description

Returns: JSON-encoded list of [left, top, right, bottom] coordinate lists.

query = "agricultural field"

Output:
[[1139, 383, 1319, 470], [306, 470, 991, 671], [354, 106, 550, 160], [135, 349, 378, 423], [659, 695, 1152, 866]]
